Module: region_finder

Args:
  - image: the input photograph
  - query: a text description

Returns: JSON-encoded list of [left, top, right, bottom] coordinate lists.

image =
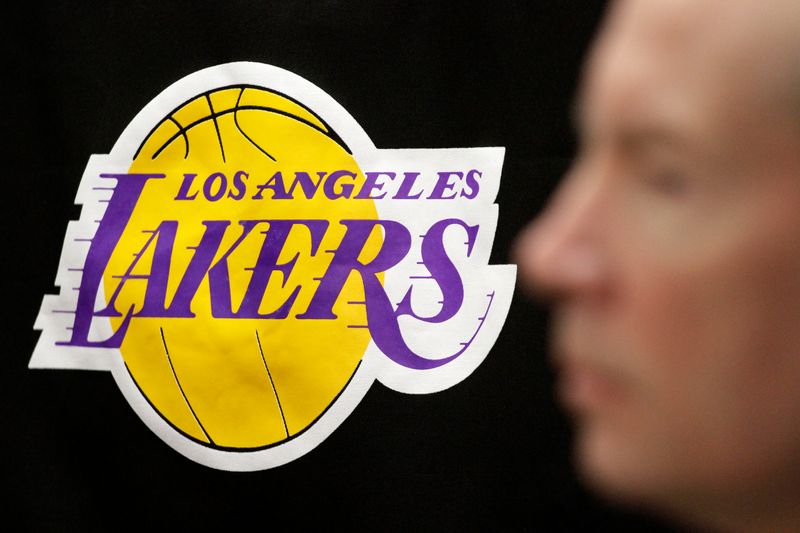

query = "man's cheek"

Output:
[[623, 267, 702, 364]]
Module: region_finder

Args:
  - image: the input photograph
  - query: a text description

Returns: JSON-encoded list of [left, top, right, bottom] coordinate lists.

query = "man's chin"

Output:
[[571, 417, 708, 527], [572, 416, 664, 508]]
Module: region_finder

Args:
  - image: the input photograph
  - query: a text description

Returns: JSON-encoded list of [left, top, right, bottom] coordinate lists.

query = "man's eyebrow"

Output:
[[617, 125, 689, 153], [571, 89, 694, 153], [573, 106, 690, 154]]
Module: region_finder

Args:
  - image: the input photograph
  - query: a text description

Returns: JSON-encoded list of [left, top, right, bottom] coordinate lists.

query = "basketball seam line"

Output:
[[148, 104, 338, 161], [255, 329, 290, 439], [159, 326, 215, 445], [132, 84, 352, 160], [123, 361, 214, 449], [167, 116, 189, 159], [205, 95, 226, 163], [124, 356, 364, 453], [234, 87, 277, 162]]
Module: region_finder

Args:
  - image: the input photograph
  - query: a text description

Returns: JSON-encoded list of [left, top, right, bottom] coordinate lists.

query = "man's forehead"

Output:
[[605, 0, 795, 50], [579, 0, 800, 145], [606, 0, 712, 51]]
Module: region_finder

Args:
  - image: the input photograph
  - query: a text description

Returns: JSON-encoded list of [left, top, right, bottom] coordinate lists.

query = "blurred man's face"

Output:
[[517, 0, 800, 529]]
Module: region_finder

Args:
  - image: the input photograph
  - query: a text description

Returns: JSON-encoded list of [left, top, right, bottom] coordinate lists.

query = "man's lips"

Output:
[[550, 309, 634, 413], [554, 353, 631, 414]]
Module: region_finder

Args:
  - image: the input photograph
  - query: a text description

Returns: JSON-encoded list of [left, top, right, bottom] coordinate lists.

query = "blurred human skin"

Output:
[[515, 1, 800, 531]]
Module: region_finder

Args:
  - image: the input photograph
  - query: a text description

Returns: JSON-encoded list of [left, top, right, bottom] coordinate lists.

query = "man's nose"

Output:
[[514, 168, 608, 301]]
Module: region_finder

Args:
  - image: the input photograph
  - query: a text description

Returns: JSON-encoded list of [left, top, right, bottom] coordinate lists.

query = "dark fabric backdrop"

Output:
[[6, 2, 676, 531]]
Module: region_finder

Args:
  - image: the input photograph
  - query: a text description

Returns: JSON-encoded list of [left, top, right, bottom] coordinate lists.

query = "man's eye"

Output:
[[643, 169, 688, 197]]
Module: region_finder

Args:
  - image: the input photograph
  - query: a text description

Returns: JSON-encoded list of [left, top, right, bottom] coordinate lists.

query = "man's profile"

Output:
[[516, 1, 800, 531]]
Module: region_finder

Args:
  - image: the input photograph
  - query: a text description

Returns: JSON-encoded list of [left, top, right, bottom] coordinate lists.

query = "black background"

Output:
[[6, 2, 676, 531]]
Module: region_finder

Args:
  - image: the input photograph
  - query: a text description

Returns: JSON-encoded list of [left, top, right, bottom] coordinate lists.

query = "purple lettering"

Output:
[[354, 171, 395, 200], [231, 220, 328, 318], [298, 220, 410, 319], [174, 173, 198, 200], [287, 171, 326, 199], [59, 173, 165, 347], [428, 171, 463, 200], [203, 172, 226, 201], [460, 169, 480, 199], [366, 219, 475, 369], [252, 171, 290, 200], [227, 170, 248, 200], [323, 170, 357, 199], [393, 171, 423, 200], [395, 218, 476, 323], [95, 220, 178, 318]]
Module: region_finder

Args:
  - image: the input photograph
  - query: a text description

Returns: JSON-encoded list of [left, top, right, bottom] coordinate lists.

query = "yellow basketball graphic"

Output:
[[102, 86, 382, 450]]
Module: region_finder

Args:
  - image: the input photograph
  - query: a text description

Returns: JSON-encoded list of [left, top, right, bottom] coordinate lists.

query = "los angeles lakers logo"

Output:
[[31, 62, 515, 470]]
